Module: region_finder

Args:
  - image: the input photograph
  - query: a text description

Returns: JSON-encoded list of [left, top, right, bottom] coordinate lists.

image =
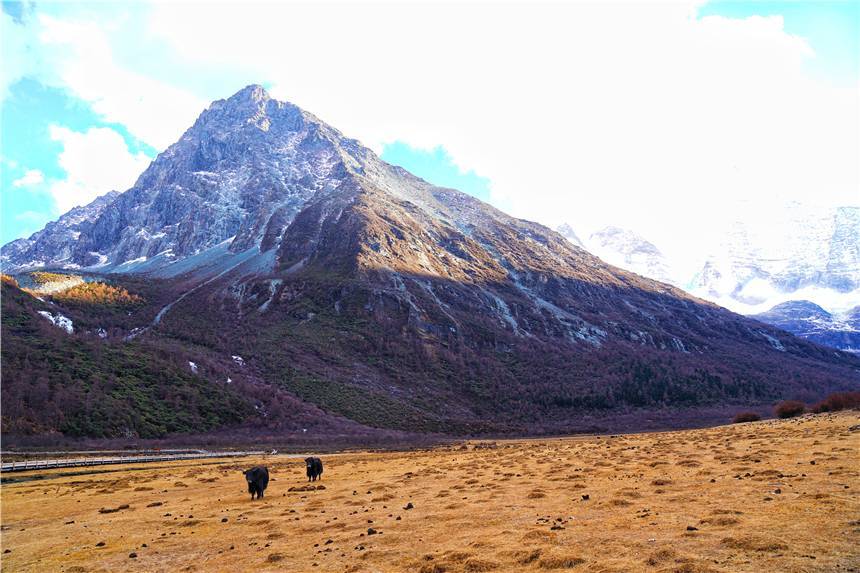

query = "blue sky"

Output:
[[381, 143, 491, 202], [1, 0, 857, 248], [2, 78, 156, 241], [698, 1, 859, 84]]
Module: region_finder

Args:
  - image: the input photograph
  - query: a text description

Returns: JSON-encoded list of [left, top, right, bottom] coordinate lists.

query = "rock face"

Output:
[[2, 85, 361, 273], [753, 301, 860, 353], [1, 86, 858, 438], [1, 191, 119, 271]]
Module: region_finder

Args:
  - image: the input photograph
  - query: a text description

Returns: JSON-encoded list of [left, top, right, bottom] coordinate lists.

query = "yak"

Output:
[[243, 466, 269, 499], [305, 457, 323, 481]]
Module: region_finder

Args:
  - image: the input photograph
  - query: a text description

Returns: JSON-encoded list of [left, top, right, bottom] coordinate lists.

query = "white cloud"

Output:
[[1, 9, 207, 150], [1, 8, 30, 99], [48, 125, 150, 213], [12, 169, 45, 188]]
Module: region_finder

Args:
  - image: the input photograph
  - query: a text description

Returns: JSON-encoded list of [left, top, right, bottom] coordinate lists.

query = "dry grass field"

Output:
[[1, 412, 858, 573]]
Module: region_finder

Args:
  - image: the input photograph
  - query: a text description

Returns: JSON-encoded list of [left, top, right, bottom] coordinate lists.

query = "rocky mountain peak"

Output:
[[232, 83, 271, 103], [753, 299, 860, 353], [210, 84, 274, 116], [3, 88, 367, 272], [180, 84, 302, 145]]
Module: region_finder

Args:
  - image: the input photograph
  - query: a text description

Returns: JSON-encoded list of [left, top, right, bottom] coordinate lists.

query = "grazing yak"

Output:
[[243, 466, 269, 499], [305, 457, 323, 481]]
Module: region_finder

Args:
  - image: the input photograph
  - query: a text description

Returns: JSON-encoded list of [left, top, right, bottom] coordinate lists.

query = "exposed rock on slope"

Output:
[[1, 191, 119, 271]]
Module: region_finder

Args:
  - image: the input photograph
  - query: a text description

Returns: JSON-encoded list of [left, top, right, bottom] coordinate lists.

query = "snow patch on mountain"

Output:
[[557, 224, 676, 286], [38, 311, 74, 334]]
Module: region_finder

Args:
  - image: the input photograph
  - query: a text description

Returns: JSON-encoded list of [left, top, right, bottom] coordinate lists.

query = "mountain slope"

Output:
[[753, 301, 860, 353], [0, 275, 391, 439], [2, 86, 859, 440], [1, 191, 120, 271], [0, 276, 249, 437]]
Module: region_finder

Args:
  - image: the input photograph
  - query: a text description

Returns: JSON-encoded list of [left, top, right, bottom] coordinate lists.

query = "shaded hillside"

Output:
[[0, 279, 385, 441], [753, 300, 860, 353], [1, 279, 249, 437]]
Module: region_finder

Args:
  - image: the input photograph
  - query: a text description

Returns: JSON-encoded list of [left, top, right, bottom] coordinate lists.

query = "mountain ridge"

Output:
[[2, 85, 858, 441], [753, 300, 860, 353], [555, 216, 860, 351]]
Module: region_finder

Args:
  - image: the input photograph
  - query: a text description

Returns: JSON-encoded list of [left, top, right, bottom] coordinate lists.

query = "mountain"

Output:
[[753, 301, 860, 353], [3, 85, 364, 274], [2, 86, 858, 442], [557, 214, 859, 346], [556, 223, 584, 248], [689, 204, 860, 312], [583, 226, 675, 286], [1, 191, 120, 271]]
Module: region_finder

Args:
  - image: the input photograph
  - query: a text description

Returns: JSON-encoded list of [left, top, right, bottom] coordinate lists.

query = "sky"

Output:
[[1, 0, 858, 282]]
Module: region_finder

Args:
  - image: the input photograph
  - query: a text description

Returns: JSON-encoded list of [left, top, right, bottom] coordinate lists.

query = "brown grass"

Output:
[[1, 412, 857, 572], [720, 536, 789, 552], [537, 554, 586, 569]]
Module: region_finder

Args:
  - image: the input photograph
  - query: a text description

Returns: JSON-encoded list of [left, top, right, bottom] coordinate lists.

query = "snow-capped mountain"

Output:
[[555, 224, 676, 286], [689, 204, 860, 314], [558, 204, 859, 322], [753, 301, 860, 353], [584, 226, 675, 286], [556, 223, 584, 248]]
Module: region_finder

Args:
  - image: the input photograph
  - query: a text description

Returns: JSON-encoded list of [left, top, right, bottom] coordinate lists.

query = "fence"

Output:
[[0, 451, 267, 473]]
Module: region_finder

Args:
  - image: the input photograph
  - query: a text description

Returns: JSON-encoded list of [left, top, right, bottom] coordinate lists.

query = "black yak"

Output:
[[305, 457, 323, 481], [243, 466, 269, 499]]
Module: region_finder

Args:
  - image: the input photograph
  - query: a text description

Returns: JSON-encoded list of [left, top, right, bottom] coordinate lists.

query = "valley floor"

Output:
[[1, 413, 858, 573]]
